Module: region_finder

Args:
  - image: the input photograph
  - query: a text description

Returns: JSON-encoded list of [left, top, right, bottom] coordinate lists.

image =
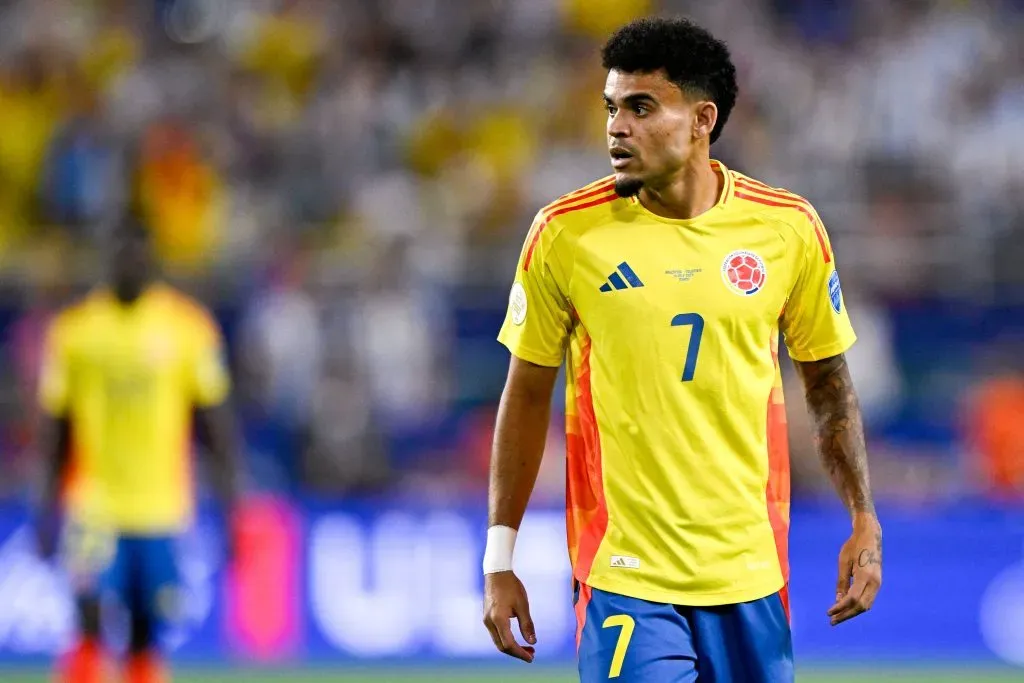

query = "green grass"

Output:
[[1, 668, 1021, 682]]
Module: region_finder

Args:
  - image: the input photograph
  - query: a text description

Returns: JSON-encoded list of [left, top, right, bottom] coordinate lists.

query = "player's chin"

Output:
[[613, 172, 643, 198]]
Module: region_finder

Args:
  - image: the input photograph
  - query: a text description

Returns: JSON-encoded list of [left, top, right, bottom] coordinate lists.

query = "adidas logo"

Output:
[[610, 555, 641, 569], [599, 262, 645, 292]]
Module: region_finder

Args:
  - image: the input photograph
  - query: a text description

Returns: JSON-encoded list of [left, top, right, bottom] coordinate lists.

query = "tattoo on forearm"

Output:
[[795, 354, 875, 517]]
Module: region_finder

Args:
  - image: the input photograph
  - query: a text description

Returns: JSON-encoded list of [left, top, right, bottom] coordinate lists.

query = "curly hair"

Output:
[[601, 17, 738, 145]]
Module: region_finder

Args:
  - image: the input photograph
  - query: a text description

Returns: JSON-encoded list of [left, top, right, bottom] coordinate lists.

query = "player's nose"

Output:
[[607, 112, 630, 139]]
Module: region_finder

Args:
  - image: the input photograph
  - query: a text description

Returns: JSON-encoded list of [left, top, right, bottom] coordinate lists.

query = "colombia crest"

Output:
[[721, 250, 767, 296]]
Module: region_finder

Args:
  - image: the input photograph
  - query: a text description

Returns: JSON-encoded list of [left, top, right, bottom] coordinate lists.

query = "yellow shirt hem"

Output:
[[787, 333, 856, 363], [497, 338, 563, 367], [580, 572, 785, 607]]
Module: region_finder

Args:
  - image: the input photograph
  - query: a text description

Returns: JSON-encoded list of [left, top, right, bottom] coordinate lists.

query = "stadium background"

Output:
[[0, 0, 1023, 680]]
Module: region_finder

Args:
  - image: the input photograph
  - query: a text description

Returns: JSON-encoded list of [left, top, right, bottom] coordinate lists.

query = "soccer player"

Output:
[[34, 216, 241, 683], [482, 17, 882, 682]]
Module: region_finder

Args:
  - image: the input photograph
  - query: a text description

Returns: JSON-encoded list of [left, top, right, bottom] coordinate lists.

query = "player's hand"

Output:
[[828, 514, 882, 626], [483, 570, 537, 663]]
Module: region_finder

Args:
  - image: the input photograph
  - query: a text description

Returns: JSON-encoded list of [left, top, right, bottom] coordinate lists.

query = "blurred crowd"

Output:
[[0, 0, 1022, 505]]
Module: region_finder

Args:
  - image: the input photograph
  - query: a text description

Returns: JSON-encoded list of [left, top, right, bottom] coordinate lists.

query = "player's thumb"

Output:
[[516, 596, 537, 645]]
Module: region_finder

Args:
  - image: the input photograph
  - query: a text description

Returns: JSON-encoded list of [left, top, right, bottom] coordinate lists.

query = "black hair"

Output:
[[601, 17, 738, 145]]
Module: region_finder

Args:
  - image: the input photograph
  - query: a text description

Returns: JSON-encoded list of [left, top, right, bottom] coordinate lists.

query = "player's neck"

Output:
[[112, 282, 152, 306], [639, 156, 721, 221]]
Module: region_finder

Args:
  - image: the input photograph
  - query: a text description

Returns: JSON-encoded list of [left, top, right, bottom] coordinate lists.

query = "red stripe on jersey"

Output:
[[523, 192, 618, 271], [566, 332, 608, 586], [734, 185, 831, 264], [735, 178, 813, 210], [548, 178, 616, 212], [736, 176, 813, 209], [734, 179, 831, 262], [734, 178, 814, 212], [765, 335, 791, 587], [574, 583, 593, 652], [518, 179, 615, 263], [735, 175, 784, 193]]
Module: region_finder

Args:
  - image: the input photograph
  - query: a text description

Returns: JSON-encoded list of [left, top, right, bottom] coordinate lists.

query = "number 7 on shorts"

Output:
[[601, 614, 636, 678]]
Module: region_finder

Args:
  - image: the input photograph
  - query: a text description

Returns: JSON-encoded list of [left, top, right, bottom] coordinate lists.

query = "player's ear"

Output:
[[694, 101, 718, 141]]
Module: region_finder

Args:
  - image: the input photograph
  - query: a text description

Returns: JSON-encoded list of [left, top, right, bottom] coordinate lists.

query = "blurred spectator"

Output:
[[0, 49, 70, 250], [964, 363, 1024, 502], [239, 247, 322, 492], [41, 78, 121, 230], [135, 119, 227, 270], [348, 237, 451, 437]]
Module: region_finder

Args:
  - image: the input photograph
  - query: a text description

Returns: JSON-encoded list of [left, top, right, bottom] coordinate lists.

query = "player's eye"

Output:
[[634, 104, 649, 117], [606, 104, 617, 116]]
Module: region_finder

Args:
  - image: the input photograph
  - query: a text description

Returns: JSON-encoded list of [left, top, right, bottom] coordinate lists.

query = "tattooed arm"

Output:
[[794, 353, 874, 516], [794, 353, 882, 626]]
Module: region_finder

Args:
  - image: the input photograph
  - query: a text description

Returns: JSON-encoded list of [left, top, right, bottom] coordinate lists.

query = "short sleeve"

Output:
[[780, 213, 857, 362], [190, 312, 231, 407], [497, 211, 574, 367], [39, 316, 72, 416]]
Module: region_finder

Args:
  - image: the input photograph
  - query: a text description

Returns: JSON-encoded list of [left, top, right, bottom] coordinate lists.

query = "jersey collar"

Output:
[[95, 282, 167, 309], [710, 159, 734, 208]]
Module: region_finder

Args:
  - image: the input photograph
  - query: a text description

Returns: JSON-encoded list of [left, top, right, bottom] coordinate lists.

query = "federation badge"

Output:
[[828, 270, 843, 313], [509, 282, 527, 325], [721, 250, 767, 296]]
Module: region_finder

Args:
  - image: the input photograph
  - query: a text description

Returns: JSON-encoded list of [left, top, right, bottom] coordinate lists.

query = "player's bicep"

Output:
[[781, 218, 856, 362], [497, 214, 573, 367], [504, 354, 561, 402]]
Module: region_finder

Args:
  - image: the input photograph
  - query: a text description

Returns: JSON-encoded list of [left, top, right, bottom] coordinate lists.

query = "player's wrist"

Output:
[[851, 509, 880, 530], [482, 525, 518, 574]]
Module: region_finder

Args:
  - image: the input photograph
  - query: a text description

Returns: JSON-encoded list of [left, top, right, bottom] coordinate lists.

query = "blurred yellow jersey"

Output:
[[40, 284, 230, 533], [498, 161, 856, 606]]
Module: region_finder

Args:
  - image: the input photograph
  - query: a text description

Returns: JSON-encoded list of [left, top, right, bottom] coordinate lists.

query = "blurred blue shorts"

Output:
[[575, 583, 793, 682], [67, 528, 183, 629]]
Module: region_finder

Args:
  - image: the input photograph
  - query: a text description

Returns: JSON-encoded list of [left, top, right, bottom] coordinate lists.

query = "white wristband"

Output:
[[483, 525, 518, 574]]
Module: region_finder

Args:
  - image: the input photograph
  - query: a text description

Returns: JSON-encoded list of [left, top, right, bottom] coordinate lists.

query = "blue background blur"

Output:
[[0, 0, 1022, 672], [1, 501, 1024, 667]]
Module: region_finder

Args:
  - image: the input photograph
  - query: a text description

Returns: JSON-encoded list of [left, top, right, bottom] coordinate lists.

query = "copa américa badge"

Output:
[[828, 270, 843, 314], [509, 282, 527, 325]]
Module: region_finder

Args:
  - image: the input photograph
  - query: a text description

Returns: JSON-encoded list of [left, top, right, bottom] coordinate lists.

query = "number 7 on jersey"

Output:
[[671, 313, 705, 382]]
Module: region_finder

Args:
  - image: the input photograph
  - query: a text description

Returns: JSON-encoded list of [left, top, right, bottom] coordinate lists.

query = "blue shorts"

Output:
[[72, 533, 183, 629], [575, 583, 793, 682]]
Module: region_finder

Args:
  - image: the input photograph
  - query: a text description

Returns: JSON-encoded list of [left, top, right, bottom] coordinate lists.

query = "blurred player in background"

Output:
[[34, 216, 241, 683], [483, 17, 882, 682]]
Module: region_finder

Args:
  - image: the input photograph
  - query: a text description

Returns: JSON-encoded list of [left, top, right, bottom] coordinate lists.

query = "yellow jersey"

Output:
[[498, 161, 856, 606], [39, 284, 230, 533]]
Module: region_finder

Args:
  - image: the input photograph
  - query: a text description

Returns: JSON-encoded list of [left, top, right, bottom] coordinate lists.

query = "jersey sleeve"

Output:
[[189, 310, 231, 407], [38, 315, 72, 416], [497, 211, 574, 367], [780, 212, 857, 362]]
